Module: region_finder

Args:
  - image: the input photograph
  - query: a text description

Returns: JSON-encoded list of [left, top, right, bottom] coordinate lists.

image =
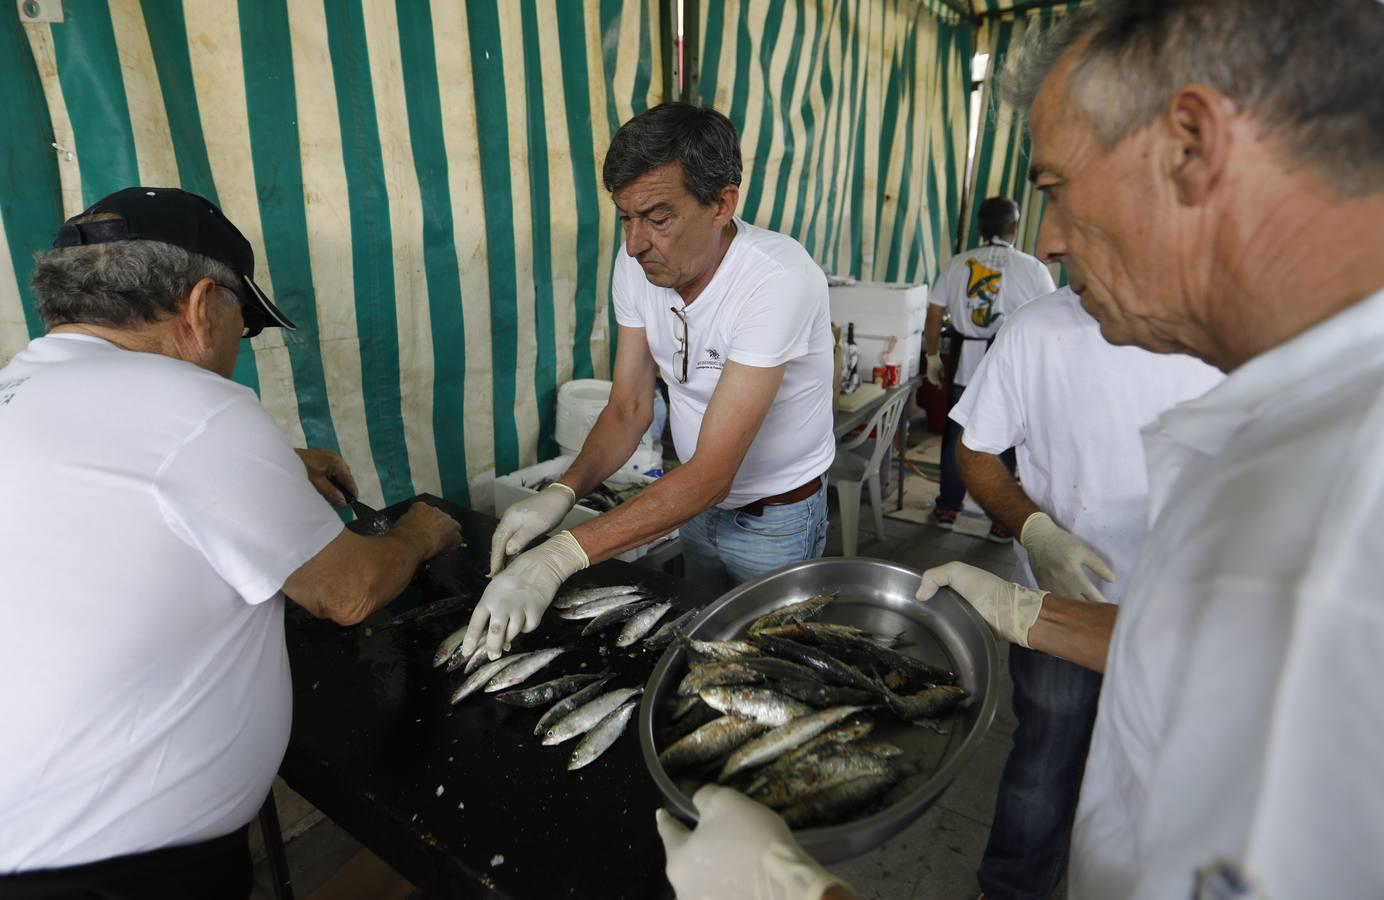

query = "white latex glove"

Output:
[[488, 482, 577, 576], [1020, 512, 1116, 604], [924, 352, 944, 388], [656, 785, 850, 900], [464, 530, 588, 659], [917, 561, 1047, 648]]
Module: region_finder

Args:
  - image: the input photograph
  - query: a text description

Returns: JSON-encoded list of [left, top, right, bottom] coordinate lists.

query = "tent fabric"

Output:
[[696, 0, 973, 286]]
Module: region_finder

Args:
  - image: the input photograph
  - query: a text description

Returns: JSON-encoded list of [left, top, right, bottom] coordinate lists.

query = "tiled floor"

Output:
[[253, 425, 1040, 899]]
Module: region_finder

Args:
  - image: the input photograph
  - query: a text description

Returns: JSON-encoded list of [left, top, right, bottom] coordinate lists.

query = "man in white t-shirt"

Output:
[[949, 282, 1221, 899], [464, 103, 835, 660], [0, 188, 461, 899], [923, 197, 1055, 535]]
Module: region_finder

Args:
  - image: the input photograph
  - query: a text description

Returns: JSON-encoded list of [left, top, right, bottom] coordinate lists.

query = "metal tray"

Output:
[[638, 557, 999, 863]]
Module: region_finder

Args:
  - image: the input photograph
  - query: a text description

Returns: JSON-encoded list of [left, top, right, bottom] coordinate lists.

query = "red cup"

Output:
[[872, 366, 887, 384], [885, 363, 902, 388]]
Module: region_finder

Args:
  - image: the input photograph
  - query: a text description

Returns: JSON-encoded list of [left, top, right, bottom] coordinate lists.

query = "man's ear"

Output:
[[1165, 85, 1234, 207], [714, 184, 740, 227], [180, 277, 221, 354]]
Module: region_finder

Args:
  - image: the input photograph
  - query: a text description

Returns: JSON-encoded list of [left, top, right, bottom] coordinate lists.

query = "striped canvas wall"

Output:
[[0, 0, 663, 508], [695, 0, 974, 286], [961, 2, 1082, 259]]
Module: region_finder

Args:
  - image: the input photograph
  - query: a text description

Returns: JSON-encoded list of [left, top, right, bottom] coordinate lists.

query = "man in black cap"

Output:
[[0, 188, 461, 898]]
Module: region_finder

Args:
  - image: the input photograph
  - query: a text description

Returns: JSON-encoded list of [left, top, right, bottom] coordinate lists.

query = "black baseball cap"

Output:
[[52, 186, 295, 336]]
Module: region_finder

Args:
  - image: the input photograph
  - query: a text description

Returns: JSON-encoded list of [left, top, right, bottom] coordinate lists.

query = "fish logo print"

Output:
[[964, 258, 1003, 328]]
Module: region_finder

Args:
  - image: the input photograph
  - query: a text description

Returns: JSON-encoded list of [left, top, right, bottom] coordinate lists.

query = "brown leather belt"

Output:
[[737, 475, 824, 517]]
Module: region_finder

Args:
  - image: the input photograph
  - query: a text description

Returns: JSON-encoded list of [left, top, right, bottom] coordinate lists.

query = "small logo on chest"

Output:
[[696, 347, 724, 371]]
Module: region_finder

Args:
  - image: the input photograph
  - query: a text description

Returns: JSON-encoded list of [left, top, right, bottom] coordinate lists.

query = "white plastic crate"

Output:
[[493, 455, 677, 562]]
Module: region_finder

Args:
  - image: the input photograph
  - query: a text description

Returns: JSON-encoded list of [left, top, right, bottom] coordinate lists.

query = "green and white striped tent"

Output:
[[0, 0, 1071, 511]]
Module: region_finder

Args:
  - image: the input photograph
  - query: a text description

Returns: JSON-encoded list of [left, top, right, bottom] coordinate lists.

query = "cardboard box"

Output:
[[493, 455, 676, 562]]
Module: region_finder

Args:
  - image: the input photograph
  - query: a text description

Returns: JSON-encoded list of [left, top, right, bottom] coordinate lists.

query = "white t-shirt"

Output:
[[930, 239, 1055, 385], [612, 218, 835, 509], [0, 335, 343, 872], [1071, 287, 1384, 899], [950, 289, 1222, 601]]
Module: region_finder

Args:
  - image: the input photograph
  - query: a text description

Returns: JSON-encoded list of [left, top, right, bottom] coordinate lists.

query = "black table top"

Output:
[[281, 495, 719, 899]]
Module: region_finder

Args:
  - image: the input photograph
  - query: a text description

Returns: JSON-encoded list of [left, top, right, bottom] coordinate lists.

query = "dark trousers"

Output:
[[938, 383, 1015, 512], [978, 645, 1103, 899], [0, 825, 251, 900]]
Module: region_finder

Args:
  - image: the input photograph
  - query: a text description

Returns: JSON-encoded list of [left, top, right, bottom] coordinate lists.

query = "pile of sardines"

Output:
[[655, 593, 968, 829], [431, 583, 695, 771]]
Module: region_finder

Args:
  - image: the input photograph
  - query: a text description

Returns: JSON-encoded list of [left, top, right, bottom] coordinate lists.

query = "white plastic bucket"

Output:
[[554, 378, 664, 474]]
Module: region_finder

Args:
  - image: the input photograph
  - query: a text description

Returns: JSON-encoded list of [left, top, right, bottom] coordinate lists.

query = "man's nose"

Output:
[[625, 220, 651, 257], [1036, 212, 1066, 264]]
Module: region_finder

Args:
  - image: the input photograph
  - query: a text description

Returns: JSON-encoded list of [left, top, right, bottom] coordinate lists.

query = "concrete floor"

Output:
[[253, 426, 1041, 900]]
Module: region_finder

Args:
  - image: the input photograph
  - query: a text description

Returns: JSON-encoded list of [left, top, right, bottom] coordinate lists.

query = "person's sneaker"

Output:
[[986, 521, 1013, 543], [930, 506, 958, 530]]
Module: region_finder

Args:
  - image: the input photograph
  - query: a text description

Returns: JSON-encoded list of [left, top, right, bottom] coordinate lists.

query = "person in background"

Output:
[[951, 274, 1221, 899], [924, 197, 1054, 538], [0, 188, 461, 899], [464, 103, 835, 661]]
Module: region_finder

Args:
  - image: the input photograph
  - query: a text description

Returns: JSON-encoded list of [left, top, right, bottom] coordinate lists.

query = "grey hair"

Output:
[[996, 0, 1384, 194], [33, 213, 240, 330], [603, 102, 742, 205]]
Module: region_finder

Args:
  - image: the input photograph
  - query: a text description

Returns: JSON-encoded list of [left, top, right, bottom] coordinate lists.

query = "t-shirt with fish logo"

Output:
[[930, 238, 1055, 386]]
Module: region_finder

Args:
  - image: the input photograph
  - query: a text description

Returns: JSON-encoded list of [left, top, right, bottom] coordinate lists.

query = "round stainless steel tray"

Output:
[[638, 557, 999, 863]]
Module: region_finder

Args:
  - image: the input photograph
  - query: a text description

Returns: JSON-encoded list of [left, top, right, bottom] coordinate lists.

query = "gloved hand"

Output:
[[489, 482, 578, 576], [464, 530, 588, 660], [1020, 512, 1116, 603], [916, 561, 1046, 647], [655, 785, 850, 900], [924, 352, 944, 388]]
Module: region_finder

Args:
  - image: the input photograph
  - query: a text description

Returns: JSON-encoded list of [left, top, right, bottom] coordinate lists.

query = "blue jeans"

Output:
[[679, 481, 829, 594], [939, 383, 1016, 512], [978, 645, 1103, 900]]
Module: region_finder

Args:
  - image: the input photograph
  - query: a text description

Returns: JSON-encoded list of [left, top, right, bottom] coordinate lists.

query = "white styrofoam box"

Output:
[[554, 378, 665, 475], [493, 455, 676, 562], [828, 282, 929, 349]]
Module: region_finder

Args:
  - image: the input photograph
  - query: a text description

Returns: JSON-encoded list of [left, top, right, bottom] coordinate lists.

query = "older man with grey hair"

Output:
[[655, 1, 1384, 898], [0, 188, 461, 898]]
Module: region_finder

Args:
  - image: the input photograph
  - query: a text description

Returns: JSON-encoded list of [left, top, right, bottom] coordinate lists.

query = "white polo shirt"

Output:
[[612, 218, 835, 509], [1070, 287, 1384, 899], [950, 289, 1222, 601], [930, 239, 1055, 386], [0, 334, 343, 871]]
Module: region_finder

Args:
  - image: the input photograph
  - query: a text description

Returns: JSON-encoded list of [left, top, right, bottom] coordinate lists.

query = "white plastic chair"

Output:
[[829, 391, 909, 556]]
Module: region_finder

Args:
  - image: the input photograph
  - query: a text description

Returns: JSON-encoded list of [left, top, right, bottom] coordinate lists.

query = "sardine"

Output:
[[698, 687, 813, 726], [676, 661, 766, 697], [669, 695, 703, 721], [482, 648, 570, 692], [581, 599, 657, 637], [449, 652, 533, 704], [884, 685, 969, 720], [553, 584, 645, 610], [542, 687, 643, 745], [717, 706, 864, 782], [433, 626, 469, 668], [493, 672, 606, 708], [681, 638, 760, 661], [642, 609, 697, 651], [533, 674, 616, 736], [771, 680, 882, 709], [657, 699, 723, 745], [568, 700, 639, 771], [559, 592, 650, 620], [615, 601, 672, 647], [747, 719, 876, 791], [781, 772, 898, 829], [658, 715, 768, 772], [856, 739, 904, 759], [749, 744, 896, 808], [767, 622, 958, 687], [750, 635, 886, 695], [737, 657, 825, 683], [745, 592, 837, 636], [460, 644, 491, 675]]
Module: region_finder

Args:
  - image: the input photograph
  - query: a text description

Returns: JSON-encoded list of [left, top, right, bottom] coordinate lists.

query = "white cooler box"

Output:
[[828, 281, 928, 380], [493, 455, 677, 562]]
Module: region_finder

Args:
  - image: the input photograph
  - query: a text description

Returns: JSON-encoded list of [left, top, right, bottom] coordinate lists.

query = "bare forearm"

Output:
[[1027, 593, 1118, 672], [924, 305, 945, 356], [286, 528, 431, 626], [560, 403, 652, 498], [569, 463, 729, 564], [957, 441, 1038, 535]]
